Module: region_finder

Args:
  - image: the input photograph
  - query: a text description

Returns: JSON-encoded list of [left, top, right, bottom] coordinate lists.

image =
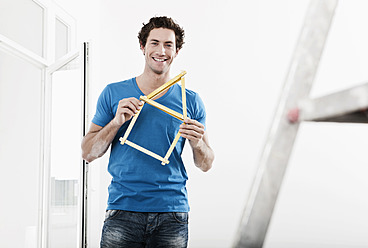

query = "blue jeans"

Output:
[[100, 210, 188, 248]]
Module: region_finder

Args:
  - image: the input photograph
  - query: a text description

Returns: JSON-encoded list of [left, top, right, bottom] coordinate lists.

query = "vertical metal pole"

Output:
[[233, 1, 338, 247], [81, 42, 90, 248]]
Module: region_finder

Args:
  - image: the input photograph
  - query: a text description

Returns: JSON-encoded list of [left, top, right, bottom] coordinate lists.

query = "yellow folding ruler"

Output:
[[119, 71, 187, 165]]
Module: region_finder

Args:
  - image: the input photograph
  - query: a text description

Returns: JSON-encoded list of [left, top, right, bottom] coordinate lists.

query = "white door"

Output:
[[0, 1, 88, 247], [0, 43, 89, 248], [44, 45, 89, 248]]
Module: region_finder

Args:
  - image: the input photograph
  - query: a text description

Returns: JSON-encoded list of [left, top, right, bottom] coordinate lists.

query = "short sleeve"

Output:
[[194, 93, 206, 128], [92, 86, 114, 127]]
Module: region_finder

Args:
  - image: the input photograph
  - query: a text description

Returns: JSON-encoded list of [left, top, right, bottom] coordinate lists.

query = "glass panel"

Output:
[[55, 18, 69, 60], [0, 50, 42, 247], [0, 0, 44, 57], [265, 122, 368, 247], [48, 56, 82, 248]]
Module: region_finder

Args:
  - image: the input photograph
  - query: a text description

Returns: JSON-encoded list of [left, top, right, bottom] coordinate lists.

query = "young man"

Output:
[[81, 16, 214, 248]]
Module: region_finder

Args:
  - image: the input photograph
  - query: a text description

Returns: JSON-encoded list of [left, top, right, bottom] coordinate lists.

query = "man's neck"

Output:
[[136, 70, 171, 97]]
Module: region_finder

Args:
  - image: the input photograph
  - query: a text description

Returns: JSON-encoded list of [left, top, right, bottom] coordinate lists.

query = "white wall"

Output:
[[97, 1, 307, 247], [56, 0, 368, 247]]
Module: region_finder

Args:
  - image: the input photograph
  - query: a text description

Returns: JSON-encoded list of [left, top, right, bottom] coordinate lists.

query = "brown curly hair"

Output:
[[138, 16, 185, 51]]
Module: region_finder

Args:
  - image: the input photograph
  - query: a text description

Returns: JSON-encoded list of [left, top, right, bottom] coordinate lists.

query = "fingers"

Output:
[[119, 98, 143, 114], [114, 97, 143, 125], [179, 123, 204, 136], [179, 118, 205, 145], [120, 107, 135, 118], [183, 118, 205, 129]]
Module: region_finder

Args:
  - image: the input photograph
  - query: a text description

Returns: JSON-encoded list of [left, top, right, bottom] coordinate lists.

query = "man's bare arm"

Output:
[[81, 97, 142, 163], [179, 119, 214, 172], [81, 122, 120, 163]]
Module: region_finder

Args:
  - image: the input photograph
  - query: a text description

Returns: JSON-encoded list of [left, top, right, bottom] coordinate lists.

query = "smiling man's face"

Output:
[[141, 28, 178, 75]]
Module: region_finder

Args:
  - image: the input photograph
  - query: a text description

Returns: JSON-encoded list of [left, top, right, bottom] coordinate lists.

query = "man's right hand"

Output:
[[82, 97, 143, 163], [112, 97, 143, 126]]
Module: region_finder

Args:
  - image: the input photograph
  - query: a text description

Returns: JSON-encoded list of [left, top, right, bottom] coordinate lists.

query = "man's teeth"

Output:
[[153, 58, 166, 62]]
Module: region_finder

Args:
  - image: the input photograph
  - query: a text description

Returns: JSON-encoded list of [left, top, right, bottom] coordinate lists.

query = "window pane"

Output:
[[49, 56, 81, 248], [55, 18, 69, 60], [0, 50, 42, 247], [0, 0, 44, 57]]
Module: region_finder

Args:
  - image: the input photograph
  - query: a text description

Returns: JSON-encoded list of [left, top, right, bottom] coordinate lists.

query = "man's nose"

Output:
[[158, 44, 165, 54]]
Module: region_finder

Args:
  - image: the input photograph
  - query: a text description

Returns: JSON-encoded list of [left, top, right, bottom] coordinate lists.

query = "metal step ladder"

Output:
[[233, 0, 368, 247]]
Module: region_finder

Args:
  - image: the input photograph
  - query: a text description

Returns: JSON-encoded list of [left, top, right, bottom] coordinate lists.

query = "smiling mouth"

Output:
[[152, 57, 168, 62]]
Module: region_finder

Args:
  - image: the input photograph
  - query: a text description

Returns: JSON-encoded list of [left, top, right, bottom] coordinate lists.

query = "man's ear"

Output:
[[175, 48, 180, 57], [140, 43, 145, 55]]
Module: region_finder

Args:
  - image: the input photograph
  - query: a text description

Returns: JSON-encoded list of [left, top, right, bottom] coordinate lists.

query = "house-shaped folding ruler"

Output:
[[119, 71, 187, 165]]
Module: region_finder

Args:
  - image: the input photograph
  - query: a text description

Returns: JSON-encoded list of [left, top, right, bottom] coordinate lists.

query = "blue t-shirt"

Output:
[[92, 77, 206, 212]]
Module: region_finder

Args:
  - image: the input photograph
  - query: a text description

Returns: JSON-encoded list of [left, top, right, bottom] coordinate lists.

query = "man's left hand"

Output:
[[179, 118, 205, 148]]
